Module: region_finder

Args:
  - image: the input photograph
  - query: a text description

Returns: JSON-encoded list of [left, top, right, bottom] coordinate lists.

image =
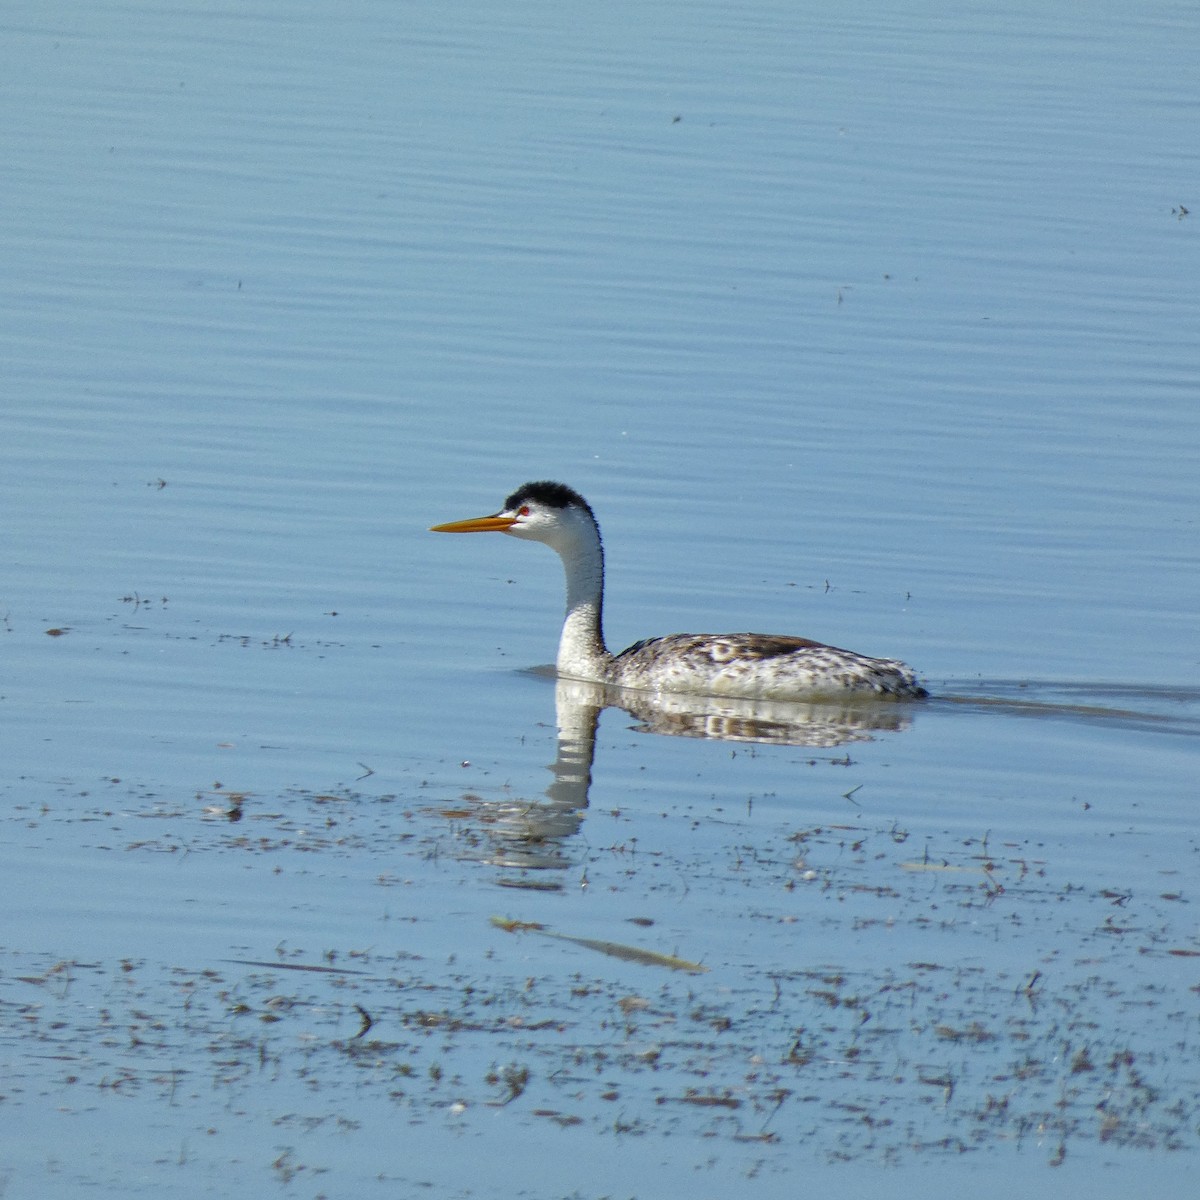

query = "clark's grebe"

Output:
[[431, 480, 926, 700]]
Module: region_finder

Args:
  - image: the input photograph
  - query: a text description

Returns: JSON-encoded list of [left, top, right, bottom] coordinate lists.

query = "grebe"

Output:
[[430, 481, 926, 701]]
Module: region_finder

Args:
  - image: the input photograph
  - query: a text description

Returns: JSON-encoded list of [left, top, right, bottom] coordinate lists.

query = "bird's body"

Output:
[[431, 480, 926, 701]]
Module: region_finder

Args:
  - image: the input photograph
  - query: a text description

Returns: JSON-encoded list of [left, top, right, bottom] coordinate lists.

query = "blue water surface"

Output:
[[1, 2, 1198, 1197]]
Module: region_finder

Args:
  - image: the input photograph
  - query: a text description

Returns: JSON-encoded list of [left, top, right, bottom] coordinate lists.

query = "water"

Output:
[[2, 2, 1198, 1196]]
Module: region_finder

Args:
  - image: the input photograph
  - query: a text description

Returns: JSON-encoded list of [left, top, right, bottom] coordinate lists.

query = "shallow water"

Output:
[[2, 2, 1198, 1197]]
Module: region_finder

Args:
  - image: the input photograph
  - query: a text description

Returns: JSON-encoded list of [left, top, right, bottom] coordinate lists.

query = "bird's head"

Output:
[[430, 480, 600, 557]]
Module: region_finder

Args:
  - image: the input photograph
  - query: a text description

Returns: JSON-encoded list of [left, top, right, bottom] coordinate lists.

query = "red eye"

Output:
[[518, 505, 530, 516]]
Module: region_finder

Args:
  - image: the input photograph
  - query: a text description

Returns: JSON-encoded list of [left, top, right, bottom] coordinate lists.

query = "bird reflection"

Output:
[[474, 677, 918, 875], [590, 679, 916, 747]]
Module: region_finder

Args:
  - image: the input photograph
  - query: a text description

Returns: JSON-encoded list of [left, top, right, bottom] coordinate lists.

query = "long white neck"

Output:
[[553, 517, 612, 682]]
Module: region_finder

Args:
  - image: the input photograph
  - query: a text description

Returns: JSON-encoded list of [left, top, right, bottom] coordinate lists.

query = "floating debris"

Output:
[[490, 916, 709, 973]]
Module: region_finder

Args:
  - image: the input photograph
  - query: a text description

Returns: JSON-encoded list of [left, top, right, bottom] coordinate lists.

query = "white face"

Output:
[[502, 499, 594, 554]]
